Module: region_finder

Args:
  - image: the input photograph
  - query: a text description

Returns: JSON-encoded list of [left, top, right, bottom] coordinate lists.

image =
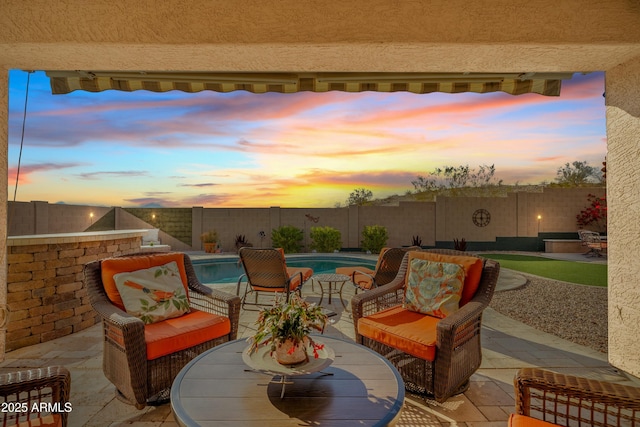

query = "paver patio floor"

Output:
[[1, 256, 636, 427]]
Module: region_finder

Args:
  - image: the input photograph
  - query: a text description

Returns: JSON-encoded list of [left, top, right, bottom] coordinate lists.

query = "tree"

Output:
[[347, 188, 373, 206], [412, 164, 502, 193], [555, 161, 602, 186]]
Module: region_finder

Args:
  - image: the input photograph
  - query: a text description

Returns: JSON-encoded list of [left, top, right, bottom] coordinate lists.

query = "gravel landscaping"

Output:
[[489, 272, 608, 354]]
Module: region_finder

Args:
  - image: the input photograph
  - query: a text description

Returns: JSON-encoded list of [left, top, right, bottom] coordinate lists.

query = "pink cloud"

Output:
[[8, 162, 85, 184]]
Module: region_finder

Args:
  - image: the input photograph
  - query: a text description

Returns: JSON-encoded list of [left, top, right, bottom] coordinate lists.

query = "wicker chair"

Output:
[[236, 247, 312, 310], [351, 249, 500, 402], [0, 366, 71, 427], [336, 246, 419, 291], [84, 252, 241, 409], [512, 368, 640, 426]]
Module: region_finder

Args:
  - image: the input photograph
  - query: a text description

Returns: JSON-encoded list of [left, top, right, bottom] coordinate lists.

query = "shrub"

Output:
[[453, 238, 467, 251], [310, 226, 342, 253], [576, 193, 607, 232], [271, 225, 304, 253], [361, 225, 389, 254]]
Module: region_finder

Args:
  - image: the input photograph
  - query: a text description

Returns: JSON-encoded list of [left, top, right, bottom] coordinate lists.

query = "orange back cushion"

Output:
[[101, 253, 189, 311], [406, 252, 483, 306]]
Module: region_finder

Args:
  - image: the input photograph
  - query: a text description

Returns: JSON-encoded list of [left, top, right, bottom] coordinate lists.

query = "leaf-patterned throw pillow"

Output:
[[404, 259, 465, 318], [114, 261, 190, 324]]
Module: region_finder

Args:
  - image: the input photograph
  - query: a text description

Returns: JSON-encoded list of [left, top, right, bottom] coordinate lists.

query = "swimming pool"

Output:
[[192, 254, 377, 284]]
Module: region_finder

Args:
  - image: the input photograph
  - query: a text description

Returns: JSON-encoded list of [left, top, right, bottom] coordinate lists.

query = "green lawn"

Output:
[[481, 253, 607, 287]]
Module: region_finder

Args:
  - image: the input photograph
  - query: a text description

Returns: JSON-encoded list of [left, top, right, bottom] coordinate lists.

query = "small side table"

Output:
[[311, 273, 351, 309]]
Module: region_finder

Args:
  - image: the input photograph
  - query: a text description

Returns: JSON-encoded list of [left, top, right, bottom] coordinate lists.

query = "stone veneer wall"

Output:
[[5, 231, 146, 352]]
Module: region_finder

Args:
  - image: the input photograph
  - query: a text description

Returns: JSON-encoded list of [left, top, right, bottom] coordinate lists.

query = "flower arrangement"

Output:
[[201, 230, 220, 253], [248, 294, 328, 364]]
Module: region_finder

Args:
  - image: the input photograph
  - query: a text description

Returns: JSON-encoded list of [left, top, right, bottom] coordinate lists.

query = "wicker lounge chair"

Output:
[[336, 246, 419, 291], [511, 368, 640, 426], [84, 252, 240, 409], [351, 249, 500, 402], [0, 366, 71, 426], [237, 247, 312, 310]]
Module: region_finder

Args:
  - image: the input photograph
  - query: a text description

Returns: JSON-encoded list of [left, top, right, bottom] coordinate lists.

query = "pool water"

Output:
[[192, 255, 377, 284]]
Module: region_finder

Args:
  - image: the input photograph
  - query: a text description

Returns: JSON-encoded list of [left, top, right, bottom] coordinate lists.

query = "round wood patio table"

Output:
[[170, 336, 404, 426]]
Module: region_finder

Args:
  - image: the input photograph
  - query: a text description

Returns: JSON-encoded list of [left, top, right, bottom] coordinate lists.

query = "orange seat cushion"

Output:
[[508, 414, 559, 427], [287, 267, 313, 286], [358, 305, 439, 361], [335, 247, 390, 290], [144, 308, 230, 360], [407, 252, 483, 306], [101, 253, 190, 311]]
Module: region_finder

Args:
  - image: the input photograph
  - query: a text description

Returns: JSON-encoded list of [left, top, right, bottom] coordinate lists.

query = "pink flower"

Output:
[[312, 343, 325, 359]]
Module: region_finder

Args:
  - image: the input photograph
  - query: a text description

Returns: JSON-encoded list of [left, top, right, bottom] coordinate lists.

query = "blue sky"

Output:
[[7, 70, 606, 208]]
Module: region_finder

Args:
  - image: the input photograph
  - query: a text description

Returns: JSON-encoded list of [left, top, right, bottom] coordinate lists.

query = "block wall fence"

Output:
[[7, 187, 606, 253]]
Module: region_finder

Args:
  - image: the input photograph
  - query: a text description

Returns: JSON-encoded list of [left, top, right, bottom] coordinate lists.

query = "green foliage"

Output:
[[310, 226, 342, 252], [554, 161, 603, 186], [249, 294, 328, 353], [347, 188, 373, 206], [361, 225, 389, 254], [271, 225, 304, 253]]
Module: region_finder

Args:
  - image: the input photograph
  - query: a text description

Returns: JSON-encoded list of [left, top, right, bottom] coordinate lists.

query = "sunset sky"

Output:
[[7, 70, 606, 208]]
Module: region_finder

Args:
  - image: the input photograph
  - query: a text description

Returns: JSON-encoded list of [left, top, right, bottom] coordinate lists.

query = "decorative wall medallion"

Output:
[[472, 209, 491, 227]]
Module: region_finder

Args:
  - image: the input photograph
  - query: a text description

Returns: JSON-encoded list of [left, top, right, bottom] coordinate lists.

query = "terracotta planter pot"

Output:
[[274, 338, 308, 365], [203, 242, 217, 253]]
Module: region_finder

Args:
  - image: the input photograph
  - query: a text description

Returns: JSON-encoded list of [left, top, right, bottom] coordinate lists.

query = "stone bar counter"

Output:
[[4, 230, 148, 352]]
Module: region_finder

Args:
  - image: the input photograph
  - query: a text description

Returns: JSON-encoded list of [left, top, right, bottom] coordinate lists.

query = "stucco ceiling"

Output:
[[2, 1, 640, 74]]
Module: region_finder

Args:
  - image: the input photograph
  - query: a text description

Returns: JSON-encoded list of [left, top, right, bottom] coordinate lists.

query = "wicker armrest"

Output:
[[437, 300, 485, 334], [184, 255, 241, 339], [0, 366, 71, 426], [515, 368, 640, 426], [189, 289, 241, 340]]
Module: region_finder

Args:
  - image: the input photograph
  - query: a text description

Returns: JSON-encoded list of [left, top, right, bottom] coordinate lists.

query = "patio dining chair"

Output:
[[236, 247, 313, 310], [336, 246, 419, 292], [578, 229, 607, 257]]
